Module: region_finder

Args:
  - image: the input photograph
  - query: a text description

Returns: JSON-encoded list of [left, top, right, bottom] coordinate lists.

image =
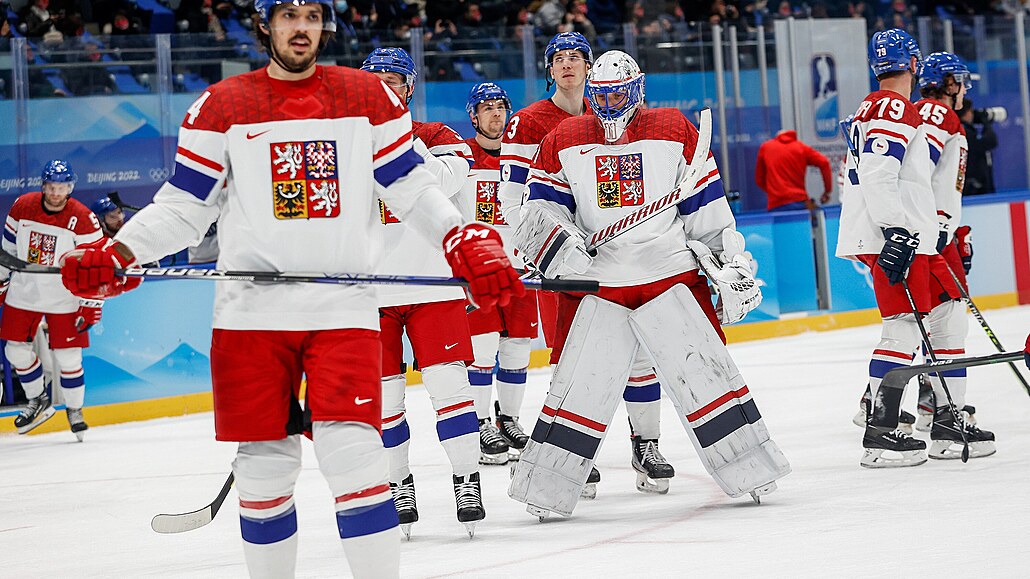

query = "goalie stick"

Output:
[[151, 473, 234, 534], [940, 246, 1030, 397], [0, 250, 599, 293], [584, 107, 713, 255], [881, 350, 1024, 392]]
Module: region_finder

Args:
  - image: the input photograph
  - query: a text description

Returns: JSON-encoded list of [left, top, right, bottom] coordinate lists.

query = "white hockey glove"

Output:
[[687, 229, 762, 325], [514, 201, 592, 278]]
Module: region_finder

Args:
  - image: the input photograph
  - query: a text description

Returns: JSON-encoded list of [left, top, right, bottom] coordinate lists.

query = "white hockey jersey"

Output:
[[523, 108, 733, 287], [837, 89, 937, 258], [375, 121, 473, 308], [457, 137, 524, 266], [3, 193, 103, 313], [115, 66, 463, 331], [914, 97, 967, 243]]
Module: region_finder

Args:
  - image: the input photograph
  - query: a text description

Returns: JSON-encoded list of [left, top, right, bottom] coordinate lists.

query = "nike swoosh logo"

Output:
[[246, 129, 270, 140], [530, 323, 538, 328], [444, 343, 459, 350], [579, 146, 598, 155], [354, 397, 372, 405], [65, 337, 78, 342]]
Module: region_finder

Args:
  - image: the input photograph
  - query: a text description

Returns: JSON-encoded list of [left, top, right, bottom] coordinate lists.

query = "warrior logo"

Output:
[[271, 141, 340, 219], [595, 153, 644, 208], [475, 180, 506, 225], [27, 231, 57, 265]]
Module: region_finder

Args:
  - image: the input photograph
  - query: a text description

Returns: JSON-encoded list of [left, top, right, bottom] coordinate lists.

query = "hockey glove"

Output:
[[936, 229, 948, 254], [60, 240, 142, 299], [75, 298, 104, 333], [955, 225, 973, 274], [687, 229, 762, 325], [443, 223, 525, 309], [877, 227, 919, 286], [514, 202, 592, 278]]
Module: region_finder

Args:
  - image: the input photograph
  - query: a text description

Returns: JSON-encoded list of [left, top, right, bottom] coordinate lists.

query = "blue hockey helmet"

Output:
[[868, 28, 922, 77], [41, 159, 76, 185], [465, 82, 511, 118], [545, 31, 593, 69], [918, 52, 973, 91], [361, 47, 417, 102], [91, 197, 118, 218], [253, 0, 337, 32]]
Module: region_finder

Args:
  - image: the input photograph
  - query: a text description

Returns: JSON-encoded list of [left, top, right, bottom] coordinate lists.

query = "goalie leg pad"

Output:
[[508, 296, 637, 516], [628, 284, 790, 498]]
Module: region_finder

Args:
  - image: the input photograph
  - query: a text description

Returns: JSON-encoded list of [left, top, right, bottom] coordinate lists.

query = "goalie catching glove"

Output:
[[687, 229, 761, 324], [60, 240, 142, 299], [513, 202, 592, 278], [443, 222, 525, 309]]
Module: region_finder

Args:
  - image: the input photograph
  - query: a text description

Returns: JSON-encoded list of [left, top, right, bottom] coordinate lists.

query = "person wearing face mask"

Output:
[[57, 2, 522, 576]]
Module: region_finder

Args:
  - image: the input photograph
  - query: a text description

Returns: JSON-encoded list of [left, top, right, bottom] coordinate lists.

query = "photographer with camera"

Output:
[[958, 98, 1002, 196]]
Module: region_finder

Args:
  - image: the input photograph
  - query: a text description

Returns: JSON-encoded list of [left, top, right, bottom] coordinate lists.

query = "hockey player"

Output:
[[509, 50, 786, 519], [359, 47, 485, 539], [90, 197, 125, 238], [499, 31, 671, 496], [909, 52, 994, 453], [2, 160, 102, 440], [58, 1, 522, 577], [837, 30, 992, 469], [459, 82, 535, 464]]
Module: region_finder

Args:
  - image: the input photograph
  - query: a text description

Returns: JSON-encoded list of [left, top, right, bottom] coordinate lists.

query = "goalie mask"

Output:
[[586, 50, 645, 143]]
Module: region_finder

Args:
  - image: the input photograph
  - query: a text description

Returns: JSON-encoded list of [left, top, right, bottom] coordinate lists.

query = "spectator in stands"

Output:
[[755, 129, 833, 211], [563, 0, 597, 46], [585, 0, 622, 34], [19, 0, 64, 41], [62, 39, 116, 95], [533, 0, 566, 36], [958, 98, 998, 196]]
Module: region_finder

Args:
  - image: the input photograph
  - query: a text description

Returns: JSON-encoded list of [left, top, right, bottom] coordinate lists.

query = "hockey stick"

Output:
[[107, 191, 143, 212], [584, 107, 713, 255], [940, 246, 1030, 397], [901, 279, 970, 462], [151, 472, 234, 534], [881, 350, 1023, 392], [0, 250, 599, 293]]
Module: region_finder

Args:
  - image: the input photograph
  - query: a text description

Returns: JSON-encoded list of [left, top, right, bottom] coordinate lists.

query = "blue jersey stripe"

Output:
[[374, 148, 423, 188], [2, 228, 15, 244], [507, 164, 529, 186], [168, 162, 218, 200], [336, 499, 399, 539], [928, 145, 941, 165], [862, 137, 906, 163], [528, 182, 577, 213], [869, 358, 907, 379], [677, 179, 725, 216], [381, 420, 410, 448], [240, 506, 297, 545], [436, 411, 478, 442], [623, 382, 661, 403]]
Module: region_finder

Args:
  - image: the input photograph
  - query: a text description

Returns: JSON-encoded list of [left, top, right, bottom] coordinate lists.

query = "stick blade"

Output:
[[151, 507, 216, 534]]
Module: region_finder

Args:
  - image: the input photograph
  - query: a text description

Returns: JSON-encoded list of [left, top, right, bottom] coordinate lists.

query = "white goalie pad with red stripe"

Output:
[[629, 284, 790, 498]]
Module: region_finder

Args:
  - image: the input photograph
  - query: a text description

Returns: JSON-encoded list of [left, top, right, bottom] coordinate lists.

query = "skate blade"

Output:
[[400, 523, 413, 540], [579, 482, 597, 500], [527, 505, 550, 522], [749, 481, 777, 504], [73, 430, 86, 442], [928, 439, 996, 460], [462, 522, 476, 539], [634, 472, 670, 495], [506, 447, 522, 462], [860, 448, 927, 468], [479, 452, 508, 466], [16, 406, 57, 435]]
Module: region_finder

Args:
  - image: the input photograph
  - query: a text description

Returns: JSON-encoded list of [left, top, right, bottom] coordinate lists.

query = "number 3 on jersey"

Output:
[[506, 116, 520, 139]]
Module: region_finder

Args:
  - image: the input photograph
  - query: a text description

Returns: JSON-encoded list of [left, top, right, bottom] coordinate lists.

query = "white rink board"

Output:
[[3, 307, 1030, 578]]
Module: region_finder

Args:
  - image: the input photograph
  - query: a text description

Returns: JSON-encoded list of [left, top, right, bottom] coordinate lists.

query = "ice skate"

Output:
[[750, 481, 777, 504], [527, 504, 553, 522], [860, 425, 927, 468], [14, 392, 56, 435], [580, 466, 600, 499], [66, 407, 88, 442], [453, 472, 485, 538], [630, 435, 674, 494], [928, 406, 995, 460], [915, 375, 934, 432], [851, 384, 872, 428], [495, 401, 528, 461], [853, 404, 914, 436], [390, 474, 418, 540], [478, 419, 509, 465]]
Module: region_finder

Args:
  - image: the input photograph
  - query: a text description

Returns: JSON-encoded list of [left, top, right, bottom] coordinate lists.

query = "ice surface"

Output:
[[3, 307, 1029, 578]]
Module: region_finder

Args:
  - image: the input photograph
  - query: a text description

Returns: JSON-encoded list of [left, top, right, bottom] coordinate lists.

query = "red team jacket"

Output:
[[754, 130, 832, 210]]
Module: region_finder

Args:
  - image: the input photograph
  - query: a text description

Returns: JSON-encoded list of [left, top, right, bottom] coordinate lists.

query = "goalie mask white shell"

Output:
[[586, 50, 645, 143]]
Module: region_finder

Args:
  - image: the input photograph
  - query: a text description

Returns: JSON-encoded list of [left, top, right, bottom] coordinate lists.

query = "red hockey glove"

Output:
[[443, 223, 525, 309], [954, 225, 973, 275], [75, 299, 104, 333], [60, 240, 142, 299]]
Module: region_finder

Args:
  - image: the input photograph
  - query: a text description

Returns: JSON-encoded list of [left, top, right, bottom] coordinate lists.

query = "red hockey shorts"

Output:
[[537, 290, 558, 348], [379, 299, 474, 376], [210, 328, 381, 442], [0, 306, 89, 348], [549, 270, 723, 364], [467, 289, 540, 338], [858, 254, 934, 317]]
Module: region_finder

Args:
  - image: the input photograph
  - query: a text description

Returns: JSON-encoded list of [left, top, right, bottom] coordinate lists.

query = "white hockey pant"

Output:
[[6, 341, 85, 408], [510, 286, 790, 515]]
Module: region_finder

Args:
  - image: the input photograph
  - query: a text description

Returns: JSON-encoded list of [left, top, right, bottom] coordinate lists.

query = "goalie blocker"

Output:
[[509, 284, 789, 518]]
